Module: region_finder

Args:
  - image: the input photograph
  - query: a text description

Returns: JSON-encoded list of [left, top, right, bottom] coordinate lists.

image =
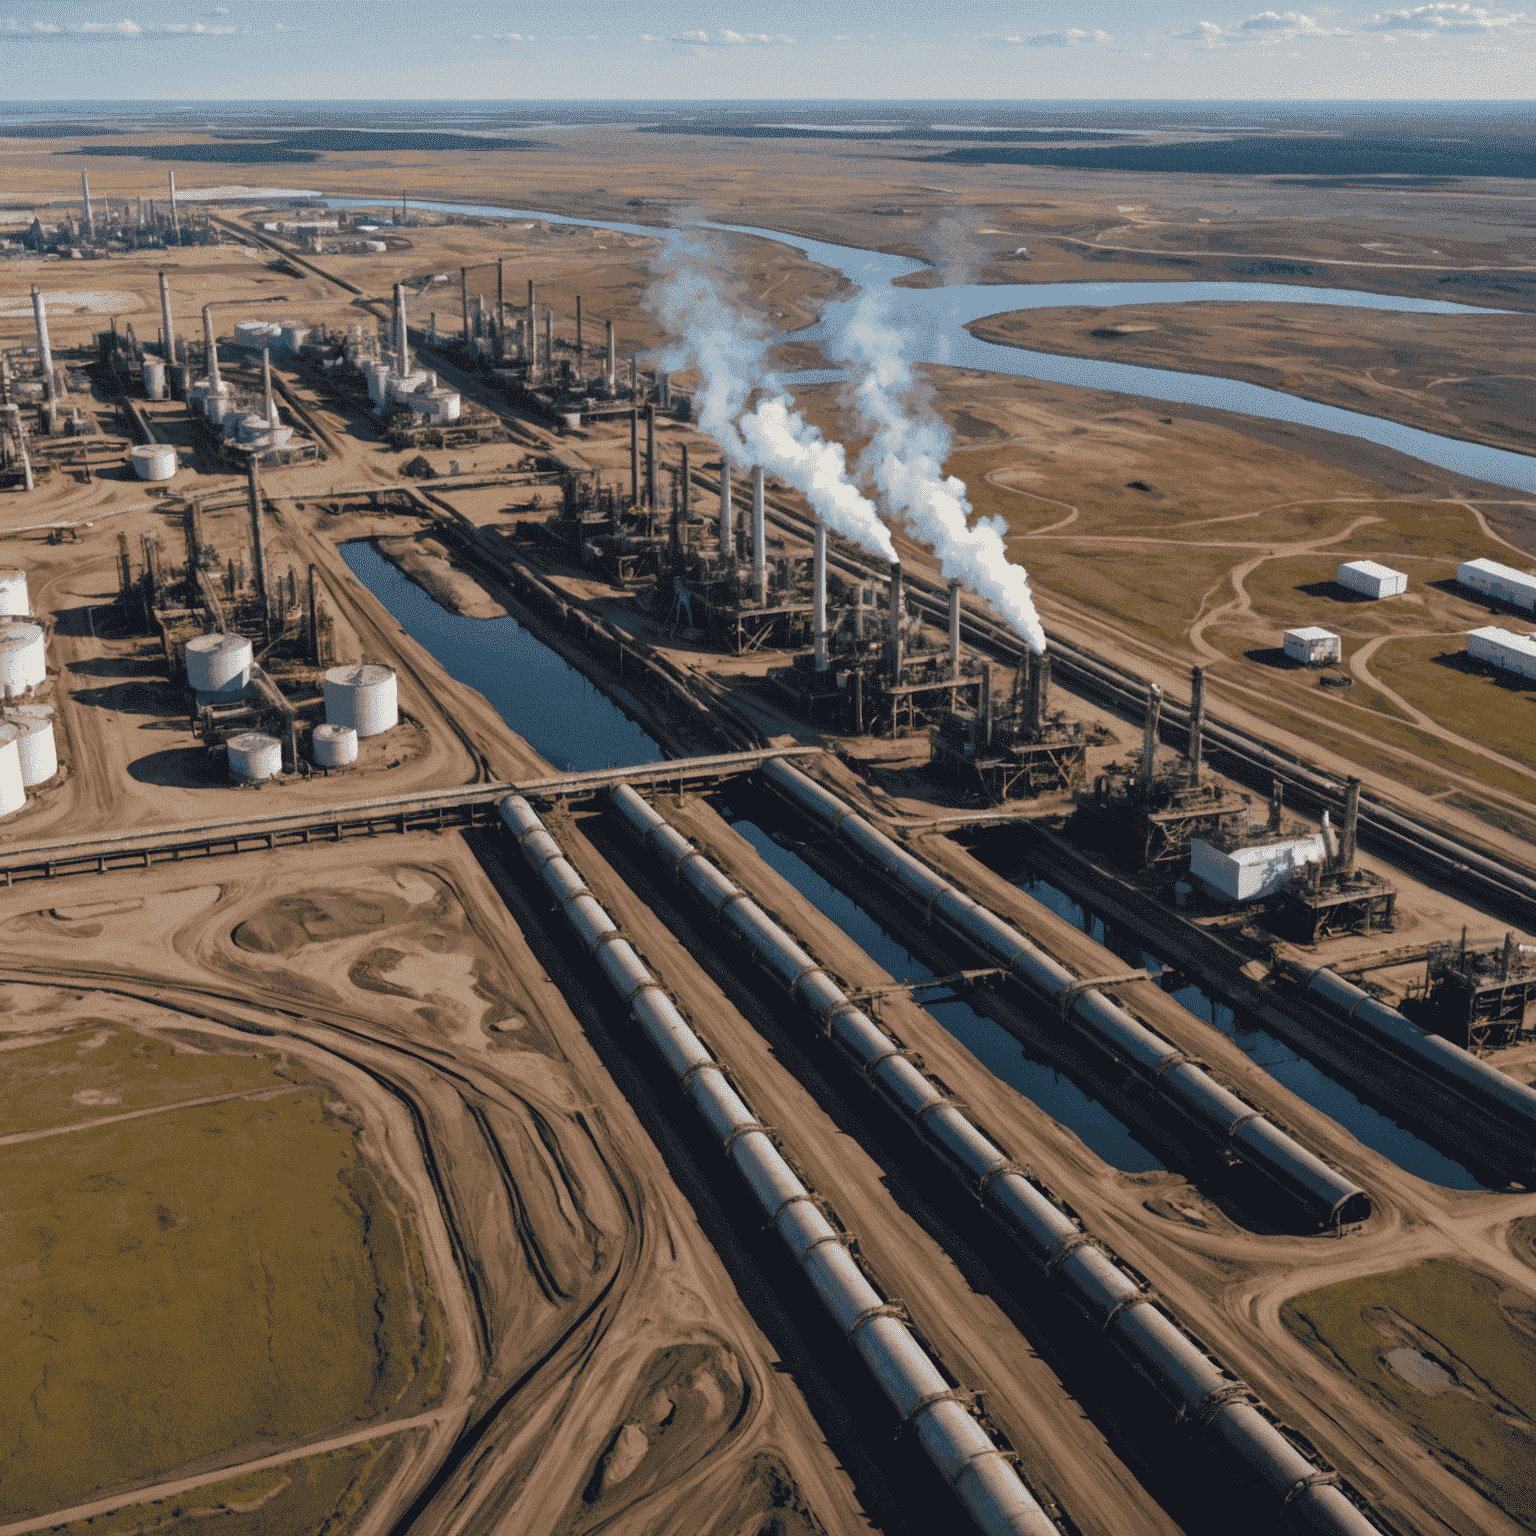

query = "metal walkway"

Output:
[[0, 747, 821, 886]]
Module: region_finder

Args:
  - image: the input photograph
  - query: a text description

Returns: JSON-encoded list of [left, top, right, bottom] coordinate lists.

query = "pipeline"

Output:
[[605, 783, 1380, 1536], [1285, 961, 1536, 1171], [496, 794, 1058, 1536], [760, 760, 1371, 1229]]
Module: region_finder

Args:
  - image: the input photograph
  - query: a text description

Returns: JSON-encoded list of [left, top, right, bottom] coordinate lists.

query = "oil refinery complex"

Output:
[[1, 184, 1534, 1536]]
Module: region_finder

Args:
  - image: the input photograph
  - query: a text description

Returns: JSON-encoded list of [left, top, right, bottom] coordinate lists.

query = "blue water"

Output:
[[339, 538, 662, 773], [1014, 871, 1485, 1190], [729, 815, 1166, 1173], [318, 194, 1536, 496]]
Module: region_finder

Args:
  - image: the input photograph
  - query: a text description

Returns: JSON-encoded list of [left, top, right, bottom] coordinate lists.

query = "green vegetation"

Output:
[[0, 1094, 419, 1520], [0, 1024, 290, 1137], [46, 1444, 380, 1536], [1284, 1259, 1536, 1528]]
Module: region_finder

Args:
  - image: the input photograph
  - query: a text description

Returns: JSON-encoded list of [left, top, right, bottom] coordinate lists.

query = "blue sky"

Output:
[[0, 1, 1530, 99]]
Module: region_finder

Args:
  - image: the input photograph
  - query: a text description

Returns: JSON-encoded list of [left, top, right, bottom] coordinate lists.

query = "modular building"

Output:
[[1336, 560, 1406, 599], [1190, 833, 1328, 902], [1283, 626, 1340, 666], [1459, 557, 1536, 613], [1467, 625, 1536, 682]]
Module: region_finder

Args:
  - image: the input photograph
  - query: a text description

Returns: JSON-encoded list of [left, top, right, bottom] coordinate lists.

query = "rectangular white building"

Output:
[[1336, 559, 1407, 598], [1458, 557, 1536, 613], [1467, 625, 1536, 682], [1190, 834, 1328, 902], [1283, 626, 1341, 665]]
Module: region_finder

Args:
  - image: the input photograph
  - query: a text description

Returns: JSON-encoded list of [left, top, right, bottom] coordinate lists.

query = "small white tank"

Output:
[[0, 568, 28, 618], [236, 413, 270, 443], [227, 731, 282, 782], [131, 443, 178, 481], [0, 724, 23, 818], [6, 705, 56, 785], [0, 622, 45, 695], [365, 362, 391, 406], [142, 358, 167, 401], [311, 722, 358, 767], [324, 663, 397, 737], [185, 631, 253, 697], [204, 396, 235, 427]]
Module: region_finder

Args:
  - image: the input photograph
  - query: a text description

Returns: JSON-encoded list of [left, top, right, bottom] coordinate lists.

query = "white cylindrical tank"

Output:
[[7, 706, 56, 785], [311, 722, 358, 767], [0, 623, 46, 695], [184, 631, 253, 697], [142, 358, 167, 400], [324, 663, 397, 737], [0, 724, 24, 818], [0, 568, 28, 617], [365, 362, 391, 405], [227, 731, 282, 782], [236, 413, 270, 444], [131, 443, 177, 481], [204, 395, 235, 427]]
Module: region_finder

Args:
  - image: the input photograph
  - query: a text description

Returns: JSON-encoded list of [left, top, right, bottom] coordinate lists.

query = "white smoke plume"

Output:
[[828, 288, 1048, 654], [645, 228, 897, 563]]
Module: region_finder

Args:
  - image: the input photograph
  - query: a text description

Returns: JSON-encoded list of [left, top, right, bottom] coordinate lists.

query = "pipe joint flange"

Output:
[[1058, 970, 1152, 1019], [901, 1386, 975, 1429], [713, 888, 754, 919], [1101, 1292, 1152, 1332], [799, 1231, 855, 1261], [787, 962, 828, 996], [861, 1044, 908, 1077], [1184, 1382, 1251, 1426], [1225, 1110, 1262, 1138], [557, 883, 595, 909], [845, 1301, 907, 1340], [914, 1094, 961, 1123], [946, 1445, 1016, 1487], [678, 1061, 721, 1096], [621, 978, 663, 1007], [722, 1120, 772, 1154], [587, 927, 628, 953], [1044, 1231, 1097, 1272], [769, 1190, 818, 1225], [1283, 1470, 1340, 1504], [977, 1159, 1029, 1195], [1150, 1050, 1191, 1083]]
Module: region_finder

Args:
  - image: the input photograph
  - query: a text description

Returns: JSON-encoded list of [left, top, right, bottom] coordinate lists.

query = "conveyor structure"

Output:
[[606, 782, 1381, 1536]]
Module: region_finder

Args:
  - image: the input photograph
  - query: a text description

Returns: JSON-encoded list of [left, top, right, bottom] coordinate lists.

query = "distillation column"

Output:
[[718, 458, 733, 557]]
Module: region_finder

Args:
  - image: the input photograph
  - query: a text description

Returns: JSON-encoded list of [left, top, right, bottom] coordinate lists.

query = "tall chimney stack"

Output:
[[948, 582, 961, 680], [575, 295, 583, 376], [460, 268, 470, 346], [813, 519, 828, 672], [718, 458, 733, 557], [751, 465, 767, 604], [680, 442, 691, 530], [1029, 651, 1051, 732], [496, 257, 505, 353], [544, 308, 553, 374], [247, 457, 268, 627], [394, 283, 410, 376], [157, 271, 176, 367], [629, 408, 639, 506], [80, 170, 94, 240], [1188, 665, 1207, 781], [167, 171, 179, 239], [202, 304, 220, 390], [261, 347, 277, 427], [605, 319, 615, 389], [1269, 778, 1284, 833], [526, 279, 536, 368], [889, 561, 905, 681], [645, 404, 657, 510], [981, 662, 993, 747], [30, 286, 54, 400], [1140, 683, 1162, 787], [1340, 776, 1360, 872]]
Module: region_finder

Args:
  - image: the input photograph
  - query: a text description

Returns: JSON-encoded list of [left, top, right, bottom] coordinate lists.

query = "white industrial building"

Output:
[[1467, 625, 1536, 682], [1336, 560, 1406, 599], [1190, 833, 1328, 902], [1458, 557, 1536, 614], [1283, 626, 1340, 666]]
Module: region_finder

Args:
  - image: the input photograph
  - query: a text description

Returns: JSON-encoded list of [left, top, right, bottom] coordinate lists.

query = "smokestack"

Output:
[[496, 258, 505, 353], [948, 582, 961, 680], [575, 295, 583, 375], [752, 465, 767, 604], [1341, 776, 1360, 872], [460, 268, 470, 346], [606, 319, 615, 388], [1030, 651, 1051, 732], [1269, 778, 1284, 833], [718, 458, 733, 557], [393, 283, 410, 376], [544, 308, 553, 374], [30, 286, 54, 400], [982, 662, 993, 747], [658, 371, 670, 409], [526, 279, 536, 368], [202, 304, 220, 390], [247, 457, 268, 627], [889, 562, 905, 680], [307, 564, 320, 666], [168, 171, 178, 238], [1188, 665, 1207, 781], [813, 519, 828, 672], [645, 404, 657, 510], [80, 170, 94, 240], [157, 271, 176, 368], [1140, 682, 1162, 786], [262, 347, 278, 426], [680, 441, 691, 530], [629, 354, 637, 396], [475, 292, 486, 341], [629, 407, 639, 506]]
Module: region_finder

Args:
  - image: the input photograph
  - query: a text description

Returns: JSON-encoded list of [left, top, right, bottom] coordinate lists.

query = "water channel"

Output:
[[320, 193, 1536, 495]]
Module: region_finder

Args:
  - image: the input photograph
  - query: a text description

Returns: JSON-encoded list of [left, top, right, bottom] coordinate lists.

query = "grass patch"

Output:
[[46, 1443, 380, 1536], [1284, 1259, 1536, 1528], [0, 1095, 417, 1520], [0, 1024, 290, 1137]]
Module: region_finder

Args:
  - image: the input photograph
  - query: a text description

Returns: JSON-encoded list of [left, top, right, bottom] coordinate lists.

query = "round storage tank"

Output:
[[0, 623, 46, 695], [227, 731, 282, 782], [142, 358, 167, 401], [324, 663, 398, 737], [0, 724, 24, 818], [131, 443, 178, 481], [0, 568, 28, 617], [236, 413, 270, 444], [8, 707, 56, 785], [311, 722, 358, 767], [185, 632, 253, 697]]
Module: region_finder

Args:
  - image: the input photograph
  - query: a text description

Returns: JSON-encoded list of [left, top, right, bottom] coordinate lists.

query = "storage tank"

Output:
[[0, 568, 28, 618], [311, 722, 358, 767], [324, 663, 397, 737], [227, 731, 282, 782], [365, 362, 391, 406], [142, 358, 167, 401], [184, 631, 253, 697], [6, 705, 56, 785], [131, 443, 178, 481], [0, 622, 46, 695], [0, 723, 24, 818]]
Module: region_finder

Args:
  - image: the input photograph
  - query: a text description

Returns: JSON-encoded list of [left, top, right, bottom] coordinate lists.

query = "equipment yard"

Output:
[[1, 105, 1534, 1536]]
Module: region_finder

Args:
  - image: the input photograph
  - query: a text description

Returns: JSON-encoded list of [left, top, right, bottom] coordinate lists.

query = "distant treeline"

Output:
[[638, 122, 1137, 143], [59, 129, 543, 164], [0, 123, 132, 139]]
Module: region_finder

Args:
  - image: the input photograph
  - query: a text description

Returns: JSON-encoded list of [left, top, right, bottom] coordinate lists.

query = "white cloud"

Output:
[[642, 27, 793, 46], [1006, 26, 1113, 44], [1240, 8, 1349, 32], [485, 31, 533, 40], [1362, 2, 1528, 29], [1172, 19, 1228, 44], [2, 13, 242, 35]]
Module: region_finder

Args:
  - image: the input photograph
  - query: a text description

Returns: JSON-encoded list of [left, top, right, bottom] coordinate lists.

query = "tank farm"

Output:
[[2, 188, 1535, 1536]]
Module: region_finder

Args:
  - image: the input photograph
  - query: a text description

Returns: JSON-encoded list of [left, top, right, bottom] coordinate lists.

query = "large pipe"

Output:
[[157, 271, 176, 372], [761, 758, 1373, 1230], [605, 319, 615, 388], [202, 304, 220, 391], [645, 404, 657, 510], [29, 287, 54, 400], [718, 458, 733, 557], [80, 170, 94, 240], [1188, 666, 1207, 780], [752, 465, 767, 604], [502, 794, 1057, 1536], [609, 784, 1382, 1536], [1340, 777, 1360, 872], [1141, 683, 1162, 786], [813, 519, 828, 672], [393, 283, 409, 376], [261, 347, 277, 427]]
